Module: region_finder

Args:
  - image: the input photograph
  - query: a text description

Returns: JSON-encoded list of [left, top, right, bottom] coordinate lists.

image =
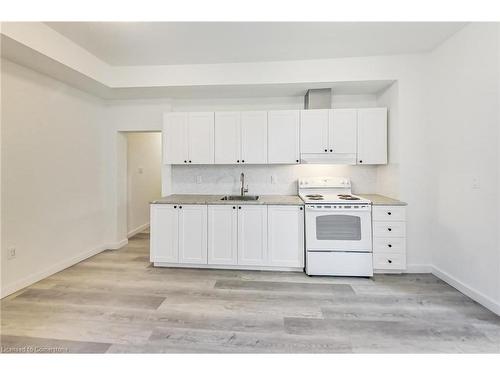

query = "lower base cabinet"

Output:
[[267, 205, 304, 267], [151, 203, 305, 270]]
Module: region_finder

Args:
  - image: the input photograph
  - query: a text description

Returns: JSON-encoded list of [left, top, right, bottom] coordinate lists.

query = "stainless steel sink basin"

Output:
[[221, 195, 259, 201]]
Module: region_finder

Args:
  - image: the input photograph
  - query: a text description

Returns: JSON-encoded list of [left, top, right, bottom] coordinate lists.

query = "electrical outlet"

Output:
[[271, 175, 277, 184], [196, 176, 202, 184], [8, 247, 16, 260]]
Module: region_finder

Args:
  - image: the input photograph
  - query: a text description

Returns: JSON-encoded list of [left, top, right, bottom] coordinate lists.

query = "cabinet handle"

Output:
[[296, 159, 299, 163], [179, 206, 182, 209], [238, 206, 241, 209], [330, 149, 333, 152], [232, 206, 236, 209], [387, 227, 392, 231], [359, 160, 363, 164], [184, 160, 187, 163], [388, 244, 392, 248], [237, 160, 240, 163], [174, 205, 177, 209], [189, 160, 192, 163], [242, 160, 245, 163], [388, 259, 393, 264], [388, 212, 392, 215], [324, 149, 328, 152], [300, 207, 303, 210]]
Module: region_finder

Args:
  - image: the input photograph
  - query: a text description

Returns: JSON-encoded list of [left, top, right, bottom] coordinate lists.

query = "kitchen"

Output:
[[1, 18, 499, 365]]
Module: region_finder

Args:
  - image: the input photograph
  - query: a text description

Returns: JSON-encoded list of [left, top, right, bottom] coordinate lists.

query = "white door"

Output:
[[300, 109, 329, 153], [207, 205, 238, 265], [241, 111, 268, 164], [163, 113, 188, 164], [237, 205, 268, 266], [188, 112, 214, 164], [357, 108, 387, 165], [330, 109, 357, 154], [268, 110, 300, 164], [178, 205, 208, 264], [214, 112, 241, 164], [268, 205, 304, 267], [150, 205, 178, 262]]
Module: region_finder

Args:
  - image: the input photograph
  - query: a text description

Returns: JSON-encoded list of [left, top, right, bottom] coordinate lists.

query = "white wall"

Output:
[[126, 132, 162, 236], [426, 23, 500, 313], [1, 59, 108, 296]]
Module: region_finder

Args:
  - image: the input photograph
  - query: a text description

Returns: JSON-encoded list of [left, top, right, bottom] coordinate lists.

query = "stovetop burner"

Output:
[[338, 194, 360, 200]]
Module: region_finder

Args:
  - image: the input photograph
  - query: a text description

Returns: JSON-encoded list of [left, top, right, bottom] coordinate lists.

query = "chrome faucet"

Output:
[[240, 172, 249, 196]]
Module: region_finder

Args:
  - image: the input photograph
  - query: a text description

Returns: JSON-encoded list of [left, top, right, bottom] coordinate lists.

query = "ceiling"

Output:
[[45, 22, 466, 66]]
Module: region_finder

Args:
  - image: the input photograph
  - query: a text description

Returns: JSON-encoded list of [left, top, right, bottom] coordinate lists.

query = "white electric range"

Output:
[[299, 177, 373, 277]]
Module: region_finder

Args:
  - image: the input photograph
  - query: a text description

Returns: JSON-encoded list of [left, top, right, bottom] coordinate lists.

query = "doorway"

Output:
[[125, 132, 162, 238]]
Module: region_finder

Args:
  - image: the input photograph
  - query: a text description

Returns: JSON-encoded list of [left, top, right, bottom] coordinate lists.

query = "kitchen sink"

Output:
[[220, 195, 260, 201]]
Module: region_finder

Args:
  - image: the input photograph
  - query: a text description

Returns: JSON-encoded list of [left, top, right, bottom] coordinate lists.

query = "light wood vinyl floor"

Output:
[[1, 231, 499, 353]]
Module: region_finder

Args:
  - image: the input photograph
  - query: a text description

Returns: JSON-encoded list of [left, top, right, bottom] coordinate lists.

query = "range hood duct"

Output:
[[304, 88, 332, 109]]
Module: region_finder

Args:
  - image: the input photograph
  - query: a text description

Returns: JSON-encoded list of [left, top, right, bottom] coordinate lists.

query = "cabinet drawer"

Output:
[[373, 237, 406, 254], [373, 221, 406, 237], [373, 206, 406, 221], [373, 253, 406, 270]]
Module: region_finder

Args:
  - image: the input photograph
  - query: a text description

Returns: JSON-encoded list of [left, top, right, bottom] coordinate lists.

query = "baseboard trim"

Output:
[[432, 265, 500, 316], [105, 238, 128, 250], [0, 244, 106, 299], [406, 264, 433, 273], [127, 223, 149, 238]]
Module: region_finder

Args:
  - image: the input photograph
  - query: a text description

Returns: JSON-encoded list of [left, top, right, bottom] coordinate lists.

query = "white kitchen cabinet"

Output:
[[163, 112, 188, 164], [300, 109, 357, 163], [372, 204, 407, 272], [300, 109, 329, 153], [150, 204, 179, 263], [214, 112, 241, 164], [237, 205, 268, 266], [357, 108, 387, 165], [188, 112, 214, 164], [267, 110, 300, 164], [207, 205, 238, 265], [267, 205, 304, 267], [241, 111, 268, 164], [163, 112, 214, 164], [330, 109, 357, 154], [178, 205, 208, 264]]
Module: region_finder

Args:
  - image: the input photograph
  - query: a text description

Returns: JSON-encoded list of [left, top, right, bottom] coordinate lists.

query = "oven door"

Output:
[[305, 205, 372, 252]]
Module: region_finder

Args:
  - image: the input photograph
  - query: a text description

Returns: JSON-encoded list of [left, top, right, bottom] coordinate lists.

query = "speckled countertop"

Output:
[[357, 194, 407, 206], [151, 194, 304, 206]]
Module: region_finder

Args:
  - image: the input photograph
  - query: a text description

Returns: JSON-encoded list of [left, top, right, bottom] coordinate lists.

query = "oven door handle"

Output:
[[306, 206, 371, 212]]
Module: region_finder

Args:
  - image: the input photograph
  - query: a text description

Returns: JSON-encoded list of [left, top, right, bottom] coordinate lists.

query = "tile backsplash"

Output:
[[171, 164, 378, 195]]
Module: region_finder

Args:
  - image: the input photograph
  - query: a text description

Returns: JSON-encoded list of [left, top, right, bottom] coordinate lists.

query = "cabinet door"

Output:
[[241, 111, 268, 164], [267, 205, 304, 267], [150, 205, 178, 262], [300, 109, 329, 153], [214, 112, 241, 164], [207, 205, 238, 265], [357, 108, 387, 165], [188, 112, 215, 164], [178, 205, 208, 264], [237, 205, 268, 266], [268, 110, 300, 164], [163, 113, 188, 164], [330, 109, 357, 154]]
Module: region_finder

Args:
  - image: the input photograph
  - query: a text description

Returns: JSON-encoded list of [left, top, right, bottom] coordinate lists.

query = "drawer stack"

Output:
[[372, 205, 407, 272]]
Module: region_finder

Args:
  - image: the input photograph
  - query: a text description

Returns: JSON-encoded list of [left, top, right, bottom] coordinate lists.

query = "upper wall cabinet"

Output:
[[267, 110, 300, 164], [214, 111, 267, 164], [357, 108, 387, 165], [300, 109, 357, 164], [163, 112, 214, 164], [241, 111, 268, 164]]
